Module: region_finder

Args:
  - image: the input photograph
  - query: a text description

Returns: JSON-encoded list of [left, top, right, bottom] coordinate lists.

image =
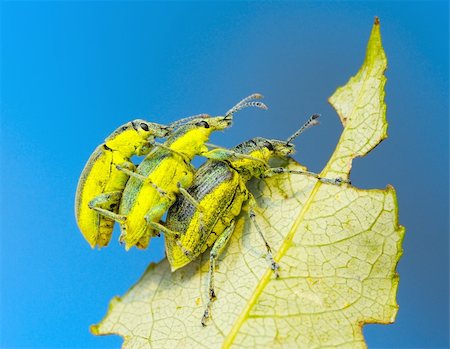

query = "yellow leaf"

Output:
[[92, 18, 404, 348]]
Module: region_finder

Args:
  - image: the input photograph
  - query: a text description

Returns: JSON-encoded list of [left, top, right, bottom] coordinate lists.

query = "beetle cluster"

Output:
[[75, 94, 342, 326]]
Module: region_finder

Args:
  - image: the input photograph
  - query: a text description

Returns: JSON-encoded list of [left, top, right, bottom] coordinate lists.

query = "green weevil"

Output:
[[162, 114, 344, 325], [75, 114, 211, 248], [91, 94, 268, 250], [75, 119, 170, 248]]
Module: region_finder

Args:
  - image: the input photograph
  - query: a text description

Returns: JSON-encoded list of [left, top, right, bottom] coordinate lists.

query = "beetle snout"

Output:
[[275, 145, 295, 158], [284, 145, 295, 156], [216, 118, 232, 130]]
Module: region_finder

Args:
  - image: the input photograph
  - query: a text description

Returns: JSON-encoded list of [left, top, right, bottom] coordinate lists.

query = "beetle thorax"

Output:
[[104, 127, 148, 157], [167, 127, 212, 159]]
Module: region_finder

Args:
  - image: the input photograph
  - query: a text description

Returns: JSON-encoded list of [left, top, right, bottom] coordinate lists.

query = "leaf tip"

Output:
[[90, 324, 101, 336], [374, 16, 380, 26]]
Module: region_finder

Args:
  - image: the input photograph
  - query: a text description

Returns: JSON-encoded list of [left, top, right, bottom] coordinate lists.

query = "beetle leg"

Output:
[[204, 142, 222, 149], [153, 142, 191, 163], [119, 160, 135, 169], [176, 183, 202, 210], [147, 181, 169, 198], [264, 167, 350, 185], [262, 166, 319, 179], [88, 192, 126, 223], [248, 195, 279, 278], [148, 221, 178, 238], [116, 163, 172, 195], [135, 138, 155, 156], [149, 221, 195, 258], [202, 148, 268, 166], [115, 160, 136, 173], [116, 161, 167, 193], [145, 195, 185, 243], [176, 182, 206, 231], [116, 164, 172, 197], [115, 165, 148, 181], [229, 152, 269, 165], [202, 220, 236, 327]]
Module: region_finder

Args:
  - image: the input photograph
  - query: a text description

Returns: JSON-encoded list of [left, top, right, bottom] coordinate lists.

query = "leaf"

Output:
[[92, 19, 404, 348]]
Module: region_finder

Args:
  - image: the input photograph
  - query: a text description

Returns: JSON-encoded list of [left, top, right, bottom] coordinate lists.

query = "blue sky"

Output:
[[1, 1, 448, 348]]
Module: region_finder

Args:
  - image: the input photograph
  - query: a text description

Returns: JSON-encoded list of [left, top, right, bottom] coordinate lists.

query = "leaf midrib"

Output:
[[221, 35, 384, 344], [222, 179, 323, 348]]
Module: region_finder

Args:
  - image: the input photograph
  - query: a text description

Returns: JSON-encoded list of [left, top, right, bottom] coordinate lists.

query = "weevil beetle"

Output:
[[75, 114, 211, 248], [162, 114, 344, 326], [75, 119, 171, 248], [92, 94, 268, 250]]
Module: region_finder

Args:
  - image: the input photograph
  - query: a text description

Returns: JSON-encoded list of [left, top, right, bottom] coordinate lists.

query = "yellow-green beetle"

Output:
[[162, 115, 345, 325], [90, 94, 268, 250], [75, 120, 171, 248], [75, 114, 209, 248]]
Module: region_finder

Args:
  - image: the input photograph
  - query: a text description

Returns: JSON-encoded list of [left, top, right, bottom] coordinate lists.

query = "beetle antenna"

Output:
[[169, 113, 210, 128], [225, 94, 267, 120], [285, 114, 320, 144], [234, 93, 264, 107]]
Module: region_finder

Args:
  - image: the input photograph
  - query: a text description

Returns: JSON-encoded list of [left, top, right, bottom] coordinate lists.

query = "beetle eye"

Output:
[[263, 141, 274, 151], [140, 123, 150, 131], [195, 120, 210, 128]]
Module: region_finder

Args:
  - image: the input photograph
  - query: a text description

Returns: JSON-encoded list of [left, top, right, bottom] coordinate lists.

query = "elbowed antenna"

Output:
[[224, 93, 268, 120], [285, 114, 320, 145]]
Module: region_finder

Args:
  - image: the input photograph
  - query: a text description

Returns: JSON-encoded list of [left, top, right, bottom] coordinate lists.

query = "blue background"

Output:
[[1, 1, 448, 348]]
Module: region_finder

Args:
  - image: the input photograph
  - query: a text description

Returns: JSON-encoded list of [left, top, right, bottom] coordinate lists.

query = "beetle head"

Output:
[[232, 114, 320, 163], [165, 93, 267, 153], [131, 119, 171, 139], [166, 93, 267, 146], [264, 139, 296, 157], [233, 137, 295, 162], [130, 119, 172, 155], [165, 115, 232, 157], [104, 119, 170, 156], [201, 115, 232, 131]]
